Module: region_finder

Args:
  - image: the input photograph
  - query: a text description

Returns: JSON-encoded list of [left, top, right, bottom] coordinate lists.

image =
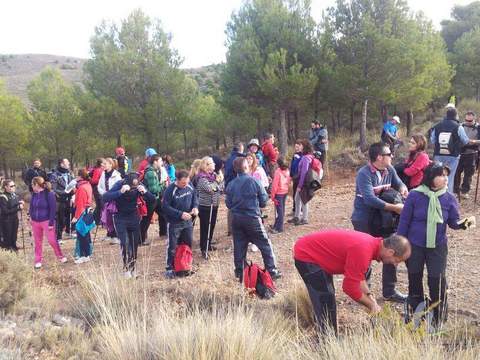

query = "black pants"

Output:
[[454, 153, 477, 194], [166, 221, 193, 270], [76, 229, 92, 258], [114, 214, 141, 271], [198, 205, 218, 252], [292, 178, 299, 212], [232, 213, 276, 274], [140, 199, 167, 243], [406, 243, 448, 325], [56, 201, 71, 240], [92, 186, 102, 225], [351, 220, 397, 297], [295, 260, 337, 335], [1, 217, 19, 251]]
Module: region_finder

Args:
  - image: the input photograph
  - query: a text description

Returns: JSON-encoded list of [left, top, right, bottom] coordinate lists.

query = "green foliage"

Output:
[[441, 1, 480, 51], [452, 27, 480, 101]]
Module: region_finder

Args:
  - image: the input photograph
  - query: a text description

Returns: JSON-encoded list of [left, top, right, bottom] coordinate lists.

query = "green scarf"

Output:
[[413, 184, 447, 248]]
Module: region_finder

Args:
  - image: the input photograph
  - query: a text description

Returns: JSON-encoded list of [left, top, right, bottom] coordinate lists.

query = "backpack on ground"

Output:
[[243, 261, 276, 299], [174, 244, 193, 276]]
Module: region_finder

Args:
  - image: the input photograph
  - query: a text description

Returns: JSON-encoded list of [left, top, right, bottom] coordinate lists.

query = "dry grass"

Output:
[[0, 250, 30, 312]]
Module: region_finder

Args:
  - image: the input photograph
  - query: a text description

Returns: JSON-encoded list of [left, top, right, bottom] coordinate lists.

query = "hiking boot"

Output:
[[202, 251, 209, 260], [164, 270, 176, 279], [287, 217, 299, 224], [384, 290, 407, 303], [234, 269, 243, 282], [295, 219, 308, 226], [269, 269, 282, 280]]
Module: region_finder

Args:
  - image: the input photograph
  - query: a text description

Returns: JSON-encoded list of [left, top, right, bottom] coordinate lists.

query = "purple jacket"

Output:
[[397, 190, 461, 247], [297, 154, 313, 189], [29, 190, 57, 226]]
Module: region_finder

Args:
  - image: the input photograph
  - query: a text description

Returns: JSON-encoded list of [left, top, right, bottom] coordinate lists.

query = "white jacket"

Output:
[[98, 170, 122, 195]]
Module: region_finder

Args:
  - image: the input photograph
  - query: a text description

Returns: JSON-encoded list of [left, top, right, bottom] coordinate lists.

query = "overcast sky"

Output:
[[0, 0, 474, 68]]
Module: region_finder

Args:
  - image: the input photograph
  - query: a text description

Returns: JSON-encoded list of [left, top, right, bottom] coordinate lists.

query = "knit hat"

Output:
[[145, 148, 157, 157], [115, 147, 125, 156]]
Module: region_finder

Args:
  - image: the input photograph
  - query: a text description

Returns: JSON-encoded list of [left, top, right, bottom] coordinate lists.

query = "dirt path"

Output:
[[27, 170, 480, 329]]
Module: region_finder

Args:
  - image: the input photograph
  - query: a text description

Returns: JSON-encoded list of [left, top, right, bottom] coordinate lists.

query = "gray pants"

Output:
[[294, 192, 309, 221]]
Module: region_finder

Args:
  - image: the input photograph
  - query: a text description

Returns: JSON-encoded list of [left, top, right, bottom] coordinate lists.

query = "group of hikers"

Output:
[[0, 103, 478, 333]]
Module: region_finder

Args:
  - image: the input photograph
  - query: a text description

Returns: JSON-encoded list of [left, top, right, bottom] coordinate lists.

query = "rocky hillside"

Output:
[[0, 53, 222, 106]]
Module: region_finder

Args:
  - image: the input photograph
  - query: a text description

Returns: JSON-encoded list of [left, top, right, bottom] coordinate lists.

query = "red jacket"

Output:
[[293, 230, 381, 301], [403, 151, 430, 188], [137, 158, 149, 179], [261, 141, 278, 164], [90, 167, 103, 186], [74, 180, 93, 219]]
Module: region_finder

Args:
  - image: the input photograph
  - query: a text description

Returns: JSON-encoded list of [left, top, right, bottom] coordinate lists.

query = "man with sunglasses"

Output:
[[351, 142, 408, 303]]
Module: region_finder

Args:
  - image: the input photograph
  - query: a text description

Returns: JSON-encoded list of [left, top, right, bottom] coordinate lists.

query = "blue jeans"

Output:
[[433, 155, 459, 193], [273, 194, 286, 232]]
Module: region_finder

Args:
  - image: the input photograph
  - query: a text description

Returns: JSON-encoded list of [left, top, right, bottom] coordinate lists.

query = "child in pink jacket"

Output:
[[270, 159, 291, 233]]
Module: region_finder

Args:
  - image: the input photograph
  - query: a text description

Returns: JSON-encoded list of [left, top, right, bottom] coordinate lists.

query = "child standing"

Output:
[[270, 159, 291, 233]]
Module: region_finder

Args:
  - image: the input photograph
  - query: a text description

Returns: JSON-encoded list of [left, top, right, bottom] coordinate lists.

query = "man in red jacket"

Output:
[[293, 229, 411, 334], [261, 133, 279, 177]]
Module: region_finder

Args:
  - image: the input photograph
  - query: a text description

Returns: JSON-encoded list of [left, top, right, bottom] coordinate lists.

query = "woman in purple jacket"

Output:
[[30, 177, 67, 269], [397, 162, 472, 326]]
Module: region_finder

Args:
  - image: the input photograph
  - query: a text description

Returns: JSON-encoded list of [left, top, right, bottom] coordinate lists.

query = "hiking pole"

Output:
[[474, 161, 480, 206], [20, 210, 26, 257], [205, 202, 214, 260]]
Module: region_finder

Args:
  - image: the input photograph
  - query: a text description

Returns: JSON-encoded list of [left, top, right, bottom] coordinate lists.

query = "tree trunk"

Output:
[[476, 85, 480, 102], [287, 111, 292, 143], [117, 134, 122, 147], [350, 102, 356, 134], [406, 110, 413, 136], [215, 135, 220, 151], [183, 129, 188, 162], [223, 135, 227, 149], [164, 123, 168, 154], [294, 109, 299, 141], [380, 101, 388, 123], [279, 108, 288, 159], [256, 117, 261, 140], [232, 130, 237, 144], [2, 156, 8, 179], [330, 107, 337, 135], [360, 99, 368, 151]]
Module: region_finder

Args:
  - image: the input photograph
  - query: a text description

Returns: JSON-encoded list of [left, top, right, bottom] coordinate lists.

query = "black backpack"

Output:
[[369, 188, 403, 237]]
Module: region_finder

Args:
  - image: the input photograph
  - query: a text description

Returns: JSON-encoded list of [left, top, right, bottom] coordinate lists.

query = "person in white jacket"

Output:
[[98, 157, 123, 244]]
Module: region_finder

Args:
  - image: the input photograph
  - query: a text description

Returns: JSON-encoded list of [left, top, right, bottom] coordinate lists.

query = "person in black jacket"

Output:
[[0, 179, 24, 251], [49, 158, 74, 242], [103, 173, 155, 278], [23, 159, 48, 193]]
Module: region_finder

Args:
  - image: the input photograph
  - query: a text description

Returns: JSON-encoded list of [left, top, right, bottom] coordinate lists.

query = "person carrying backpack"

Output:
[[0, 179, 24, 251], [261, 133, 279, 178], [226, 157, 281, 281], [115, 147, 131, 178], [162, 170, 199, 278], [247, 139, 266, 169], [89, 158, 106, 225], [163, 154, 176, 183], [103, 173, 155, 278], [269, 159, 290, 234], [290, 140, 303, 214], [138, 148, 157, 179], [140, 154, 167, 245], [98, 158, 122, 244], [71, 169, 93, 264], [23, 159, 47, 193], [49, 158, 74, 242]]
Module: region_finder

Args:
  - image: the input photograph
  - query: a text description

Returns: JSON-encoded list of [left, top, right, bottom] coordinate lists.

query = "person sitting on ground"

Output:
[[351, 142, 408, 303], [72, 169, 93, 264], [140, 154, 166, 246], [89, 158, 106, 225], [103, 173, 155, 278], [24, 159, 47, 193], [294, 229, 411, 335], [289, 139, 314, 226], [381, 116, 402, 154], [226, 157, 281, 281], [269, 159, 290, 234], [247, 138, 266, 169], [395, 134, 430, 190], [261, 133, 279, 178], [163, 154, 176, 183], [196, 156, 224, 259], [453, 111, 480, 199], [0, 179, 24, 251], [29, 177, 67, 269], [98, 158, 122, 244], [138, 148, 157, 179], [397, 162, 473, 327], [162, 170, 199, 278]]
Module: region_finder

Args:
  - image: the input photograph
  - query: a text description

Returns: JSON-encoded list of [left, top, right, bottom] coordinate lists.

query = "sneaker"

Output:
[[58, 240, 64, 245], [83, 256, 91, 263], [74, 257, 86, 265], [287, 217, 299, 224], [461, 193, 470, 200], [269, 269, 282, 280], [59, 257, 68, 263], [34, 262, 42, 269], [270, 228, 280, 234], [165, 270, 175, 279], [124, 270, 132, 279], [295, 219, 308, 226], [110, 237, 121, 245], [383, 290, 407, 303], [207, 245, 217, 251], [249, 244, 259, 252], [202, 251, 209, 260], [131, 270, 138, 279]]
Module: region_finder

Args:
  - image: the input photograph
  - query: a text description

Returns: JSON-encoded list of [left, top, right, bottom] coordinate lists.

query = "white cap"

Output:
[[392, 116, 400, 124], [445, 103, 456, 109]]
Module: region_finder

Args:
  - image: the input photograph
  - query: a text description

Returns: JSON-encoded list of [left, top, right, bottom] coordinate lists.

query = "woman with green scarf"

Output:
[[397, 162, 473, 327]]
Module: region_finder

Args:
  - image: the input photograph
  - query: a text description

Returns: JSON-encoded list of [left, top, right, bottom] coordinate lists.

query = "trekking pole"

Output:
[[20, 210, 26, 257], [474, 163, 480, 206], [205, 202, 214, 260]]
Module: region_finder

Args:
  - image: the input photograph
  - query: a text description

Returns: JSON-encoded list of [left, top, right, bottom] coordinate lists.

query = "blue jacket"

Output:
[[224, 150, 245, 187], [162, 183, 198, 224], [351, 164, 405, 224], [102, 180, 155, 217], [290, 152, 302, 177], [225, 173, 267, 217], [166, 164, 176, 182]]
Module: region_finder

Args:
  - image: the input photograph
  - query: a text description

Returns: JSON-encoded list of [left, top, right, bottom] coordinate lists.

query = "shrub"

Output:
[[0, 250, 30, 311]]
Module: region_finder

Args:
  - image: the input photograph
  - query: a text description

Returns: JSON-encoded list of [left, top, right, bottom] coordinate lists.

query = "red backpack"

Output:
[[174, 244, 193, 276], [136, 196, 148, 217], [243, 261, 276, 299]]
